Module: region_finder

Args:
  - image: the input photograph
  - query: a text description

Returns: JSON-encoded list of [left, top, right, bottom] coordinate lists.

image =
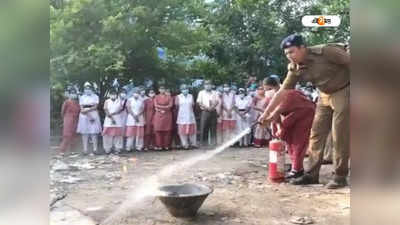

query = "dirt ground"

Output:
[[50, 144, 350, 225]]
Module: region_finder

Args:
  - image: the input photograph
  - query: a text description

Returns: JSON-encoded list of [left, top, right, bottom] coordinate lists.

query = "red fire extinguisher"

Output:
[[268, 138, 285, 183]]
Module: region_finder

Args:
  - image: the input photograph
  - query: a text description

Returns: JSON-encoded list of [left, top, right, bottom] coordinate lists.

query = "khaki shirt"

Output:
[[281, 44, 350, 94]]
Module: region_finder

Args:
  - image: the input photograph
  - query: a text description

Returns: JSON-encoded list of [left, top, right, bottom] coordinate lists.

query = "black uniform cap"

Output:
[[280, 34, 304, 49]]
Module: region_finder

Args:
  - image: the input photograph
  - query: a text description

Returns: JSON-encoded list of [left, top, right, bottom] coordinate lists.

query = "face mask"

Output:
[[149, 93, 155, 97], [133, 93, 139, 98], [120, 93, 127, 99], [69, 94, 77, 99], [159, 89, 165, 94], [205, 85, 211, 91], [140, 90, 146, 96], [84, 89, 91, 95], [239, 93, 245, 98], [182, 89, 189, 95], [110, 94, 117, 100], [223, 87, 230, 92], [231, 90, 237, 95]]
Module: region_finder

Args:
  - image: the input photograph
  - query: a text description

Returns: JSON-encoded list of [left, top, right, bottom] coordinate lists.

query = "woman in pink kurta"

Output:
[[59, 92, 80, 153], [153, 86, 173, 150], [144, 90, 155, 150]]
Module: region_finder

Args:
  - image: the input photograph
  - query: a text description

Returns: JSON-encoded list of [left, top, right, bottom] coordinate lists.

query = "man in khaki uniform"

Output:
[[259, 34, 350, 189]]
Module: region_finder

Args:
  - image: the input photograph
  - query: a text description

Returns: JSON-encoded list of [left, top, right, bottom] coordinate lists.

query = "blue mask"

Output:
[[182, 89, 189, 95], [69, 94, 78, 99], [84, 89, 92, 95]]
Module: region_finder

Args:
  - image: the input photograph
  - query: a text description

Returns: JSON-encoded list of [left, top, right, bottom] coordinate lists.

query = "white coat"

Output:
[[176, 94, 196, 125], [126, 97, 146, 126]]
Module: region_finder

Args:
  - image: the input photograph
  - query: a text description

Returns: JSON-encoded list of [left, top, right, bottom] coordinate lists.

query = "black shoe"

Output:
[[290, 174, 319, 185], [285, 170, 304, 179], [326, 178, 348, 189], [285, 164, 292, 172]]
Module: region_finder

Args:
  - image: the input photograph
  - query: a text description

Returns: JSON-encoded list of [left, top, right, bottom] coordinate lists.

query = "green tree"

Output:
[[50, 0, 350, 131], [203, 0, 350, 83]]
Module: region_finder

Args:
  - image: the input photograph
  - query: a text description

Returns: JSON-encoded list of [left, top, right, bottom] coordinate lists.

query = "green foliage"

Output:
[[51, 0, 350, 87], [203, 0, 350, 83], [50, 0, 350, 130]]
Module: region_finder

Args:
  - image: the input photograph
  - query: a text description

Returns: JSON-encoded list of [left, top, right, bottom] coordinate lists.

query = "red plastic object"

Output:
[[268, 139, 285, 183]]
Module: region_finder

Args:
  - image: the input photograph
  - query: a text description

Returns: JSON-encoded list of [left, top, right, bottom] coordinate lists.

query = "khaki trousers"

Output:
[[323, 132, 333, 161], [307, 86, 350, 179]]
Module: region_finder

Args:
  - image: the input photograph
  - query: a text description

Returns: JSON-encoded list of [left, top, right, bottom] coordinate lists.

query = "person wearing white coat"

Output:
[[76, 82, 102, 155], [102, 89, 124, 154], [221, 84, 236, 143], [125, 89, 146, 151], [235, 88, 251, 147], [119, 88, 129, 150], [175, 85, 197, 150]]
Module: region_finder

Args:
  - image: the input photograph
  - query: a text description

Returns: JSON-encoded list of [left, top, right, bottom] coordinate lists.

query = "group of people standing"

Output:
[[59, 33, 350, 190], [197, 80, 270, 148], [58, 71, 340, 190], [60, 82, 199, 155], [59, 76, 317, 184], [59, 79, 276, 155]]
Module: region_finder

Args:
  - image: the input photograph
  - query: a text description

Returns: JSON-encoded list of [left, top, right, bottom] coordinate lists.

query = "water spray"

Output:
[[102, 124, 258, 225]]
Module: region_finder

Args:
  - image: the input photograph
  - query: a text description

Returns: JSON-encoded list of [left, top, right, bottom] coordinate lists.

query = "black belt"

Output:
[[321, 82, 350, 94], [238, 109, 246, 111], [82, 105, 94, 108], [337, 82, 350, 91]]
